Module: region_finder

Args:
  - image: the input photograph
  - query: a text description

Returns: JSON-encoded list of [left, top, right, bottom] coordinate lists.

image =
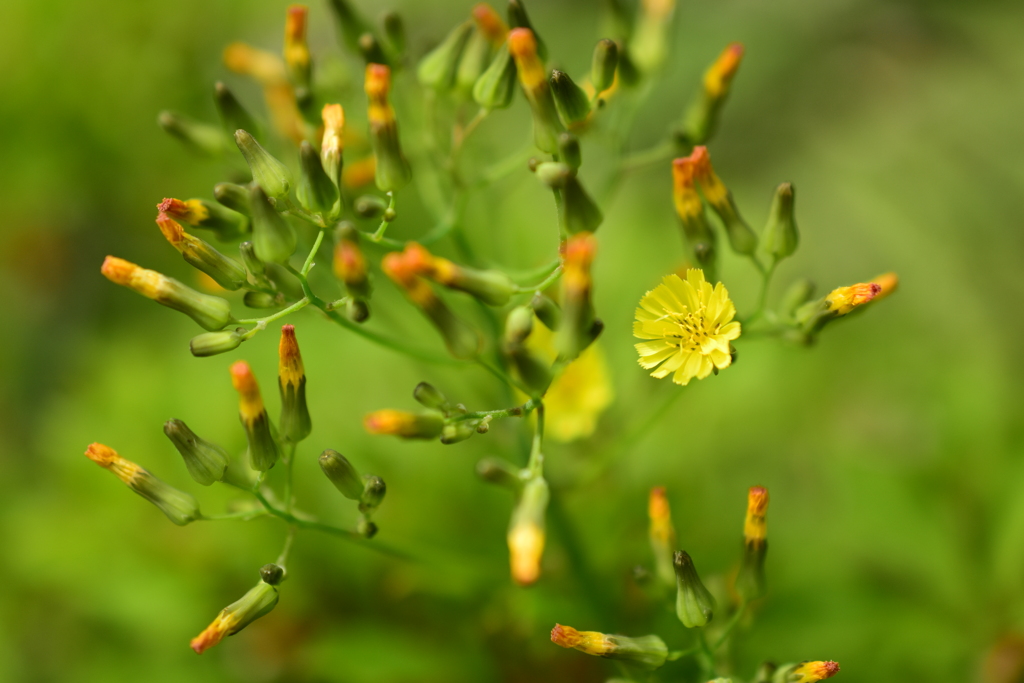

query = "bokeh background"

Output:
[[2, 0, 1023, 681]]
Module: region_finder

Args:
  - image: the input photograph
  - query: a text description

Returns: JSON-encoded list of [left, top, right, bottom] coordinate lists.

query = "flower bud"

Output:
[[550, 70, 591, 128], [321, 104, 345, 189], [530, 292, 561, 330], [507, 0, 547, 60], [457, 6, 508, 95], [297, 141, 340, 216], [476, 457, 524, 490], [326, 0, 375, 55], [214, 82, 260, 139], [534, 161, 572, 189], [158, 111, 226, 156], [505, 305, 534, 346], [691, 146, 757, 255], [363, 409, 445, 439], [230, 361, 280, 471], [161, 196, 251, 242], [550, 624, 668, 670], [101, 256, 233, 331], [561, 175, 603, 235], [649, 487, 677, 590], [213, 182, 253, 217], [679, 43, 744, 145], [631, 0, 676, 73], [190, 580, 279, 654], [404, 243, 515, 306], [156, 214, 247, 290], [239, 241, 266, 278], [382, 251, 481, 359], [558, 133, 582, 171], [318, 449, 364, 500], [673, 550, 715, 628], [672, 154, 718, 279], [283, 5, 312, 93], [760, 182, 798, 263], [825, 282, 882, 316], [234, 130, 294, 200], [418, 20, 473, 91], [441, 421, 477, 445], [779, 278, 816, 320], [278, 325, 312, 444], [509, 28, 563, 153], [556, 233, 597, 360], [870, 272, 899, 302], [508, 476, 549, 586], [163, 419, 229, 486], [333, 222, 371, 300], [382, 11, 406, 56], [359, 475, 386, 512], [591, 39, 618, 95], [365, 64, 412, 191], [752, 662, 778, 683], [509, 347, 552, 395], [777, 661, 841, 682], [737, 486, 769, 601], [249, 184, 297, 264], [84, 443, 200, 525], [190, 328, 246, 357], [260, 563, 285, 585], [413, 382, 451, 413], [474, 42, 517, 109]]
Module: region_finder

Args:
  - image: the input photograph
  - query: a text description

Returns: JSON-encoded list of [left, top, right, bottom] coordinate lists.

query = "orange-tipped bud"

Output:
[[85, 443, 200, 525], [230, 361, 264, 424], [342, 156, 376, 189], [649, 486, 678, 589], [333, 233, 368, 290], [278, 325, 304, 389], [365, 63, 394, 125], [363, 409, 444, 439], [156, 213, 188, 250], [562, 232, 597, 296], [551, 623, 669, 669], [158, 198, 209, 225], [101, 256, 163, 299], [278, 325, 311, 443], [473, 3, 508, 45], [688, 146, 757, 254], [672, 153, 703, 222], [551, 624, 613, 655], [870, 272, 899, 302], [703, 42, 744, 98], [85, 442, 141, 485], [230, 361, 279, 470], [321, 104, 345, 184], [283, 5, 310, 75], [689, 147, 726, 205], [508, 28, 545, 93], [744, 485, 769, 546], [789, 661, 841, 682], [508, 520, 545, 586], [101, 256, 234, 328], [191, 581, 279, 654], [224, 42, 287, 86], [825, 282, 882, 316], [641, 0, 676, 21]]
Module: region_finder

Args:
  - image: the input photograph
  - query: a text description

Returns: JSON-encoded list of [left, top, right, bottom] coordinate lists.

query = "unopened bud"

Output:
[[649, 487, 677, 590], [318, 449, 364, 500], [508, 476, 549, 586], [737, 485, 769, 601], [509, 347, 552, 395], [382, 11, 406, 56], [507, 0, 547, 61], [249, 184, 297, 264], [591, 39, 618, 94], [163, 420, 229, 486], [417, 21, 473, 91], [760, 182, 798, 263], [321, 104, 345, 188], [558, 133, 581, 171], [476, 457, 524, 489], [162, 196, 250, 242], [359, 475, 386, 512], [441, 421, 477, 445], [278, 325, 311, 444], [679, 43, 744, 145], [631, 0, 676, 73], [405, 243, 515, 306], [474, 43, 517, 110], [259, 563, 285, 585], [283, 5, 312, 92], [550, 624, 668, 670], [457, 8, 505, 95], [234, 130, 294, 199], [779, 278, 816, 320], [777, 661, 841, 683], [358, 32, 389, 66], [534, 161, 572, 189], [101, 256, 233, 331], [413, 382, 451, 413], [673, 550, 715, 628], [364, 409, 444, 439], [691, 146, 757, 255], [190, 328, 246, 357], [333, 222, 371, 299], [672, 154, 718, 278], [230, 361, 280, 471], [214, 82, 260, 139], [213, 183, 253, 218], [505, 305, 534, 345], [556, 233, 597, 359], [509, 28, 563, 152], [529, 293, 561, 330], [550, 70, 591, 128], [297, 141, 340, 216], [365, 64, 412, 191], [190, 580, 279, 654], [561, 175, 603, 235], [326, 0, 375, 55], [158, 111, 226, 156], [354, 194, 388, 218], [346, 298, 370, 323], [825, 282, 882, 316], [156, 214, 247, 290], [239, 241, 266, 278], [84, 443, 200, 525]]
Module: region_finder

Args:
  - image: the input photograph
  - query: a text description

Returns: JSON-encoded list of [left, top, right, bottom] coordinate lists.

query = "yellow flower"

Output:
[[789, 660, 840, 682], [633, 269, 740, 385]]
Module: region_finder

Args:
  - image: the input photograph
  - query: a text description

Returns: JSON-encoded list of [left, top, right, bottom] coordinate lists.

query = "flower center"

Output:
[[668, 307, 718, 352]]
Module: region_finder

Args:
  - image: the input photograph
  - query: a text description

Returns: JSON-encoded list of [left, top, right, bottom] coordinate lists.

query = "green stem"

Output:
[[275, 525, 297, 569], [476, 357, 533, 396], [199, 509, 269, 522], [528, 402, 544, 476], [697, 629, 716, 679], [283, 442, 298, 514], [514, 265, 563, 293], [744, 260, 777, 323], [712, 600, 749, 650], [370, 192, 396, 242], [620, 139, 676, 172], [448, 397, 542, 423], [236, 297, 310, 334], [301, 230, 326, 276]]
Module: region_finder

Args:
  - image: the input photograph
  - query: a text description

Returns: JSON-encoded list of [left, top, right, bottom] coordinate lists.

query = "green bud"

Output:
[[192, 581, 278, 653], [356, 517, 378, 538], [413, 382, 451, 414], [508, 0, 547, 61], [214, 82, 260, 139], [591, 39, 618, 94], [752, 662, 777, 683], [760, 183, 798, 262], [737, 539, 768, 602], [616, 43, 641, 87], [424, 301, 482, 359], [297, 141, 340, 216], [318, 449, 364, 500], [779, 278, 816, 320], [456, 28, 494, 95], [364, 409, 446, 439], [358, 32, 390, 66], [473, 43, 517, 110], [530, 293, 561, 330], [673, 550, 716, 628], [239, 241, 267, 284], [561, 176, 604, 234], [243, 412, 279, 472], [158, 111, 225, 156], [190, 329, 246, 357], [558, 133, 581, 171], [234, 130, 294, 200], [477, 457, 524, 490], [631, 0, 674, 73], [346, 298, 370, 323], [505, 305, 534, 345], [327, 0, 375, 54], [382, 11, 406, 57], [159, 216, 247, 290], [259, 563, 285, 586], [163, 419, 229, 486], [534, 161, 572, 189], [359, 475, 386, 512], [192, 197, 251, 239], [369, 124, 411, 193], [441, 421, 477, 445], [249, 185, 297, 264], [607, 634, 669, 670], [354, 194, 388, 218], [550, 70, 591, 128], [128, 469, 201, 526], [418, 21, 473, 91], [509, 347, 552, 395], [440, 265, 516, 307]]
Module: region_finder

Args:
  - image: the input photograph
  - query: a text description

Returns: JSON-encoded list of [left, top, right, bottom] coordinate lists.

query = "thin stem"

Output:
[[275, 525, 298, 568], [527, 402, 544, 476], [301, 230, 326, 276], [474, 144, 534, 188], [370, 192, 396, 242], [697, 629, 716, 679], [283, 442, 298, 514], [712, 599, 749, 650], [476, 357, 533, 396], [448, 397, 542, 423], [514, 265, 563, 293], [744, 260, 777, 324], [199, 509, 269, 522], [236, 297, 310, 334]]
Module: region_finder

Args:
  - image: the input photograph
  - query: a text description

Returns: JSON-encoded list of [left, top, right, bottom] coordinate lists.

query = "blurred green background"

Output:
[[2, 0, 1024, 681]]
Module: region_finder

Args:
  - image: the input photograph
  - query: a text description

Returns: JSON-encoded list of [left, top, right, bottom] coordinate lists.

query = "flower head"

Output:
[[789, 661, 841, 682], [633, 269, 740, 385], [825, 282, 882, 315]]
